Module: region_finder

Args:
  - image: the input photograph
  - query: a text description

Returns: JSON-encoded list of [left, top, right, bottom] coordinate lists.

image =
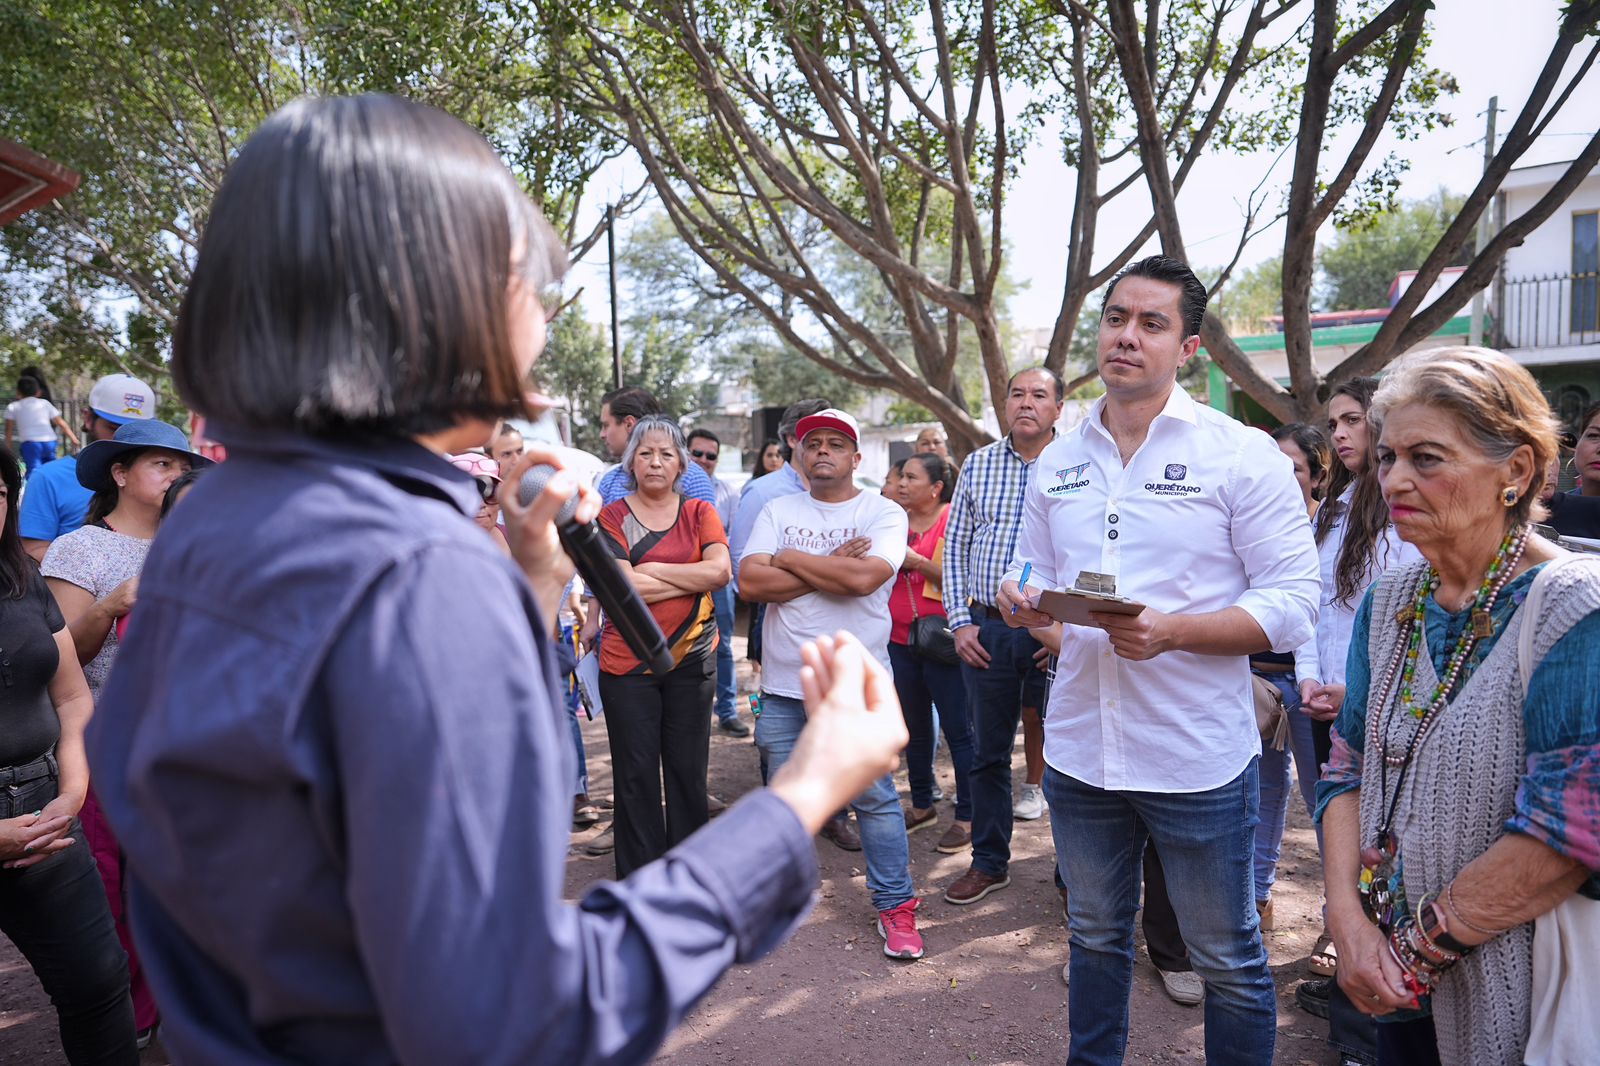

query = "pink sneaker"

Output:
[[876, 898, 925, 960]]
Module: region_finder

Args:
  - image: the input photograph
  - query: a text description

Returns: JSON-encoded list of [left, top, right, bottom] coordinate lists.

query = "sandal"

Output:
[[1308, 930, 1338, 976]]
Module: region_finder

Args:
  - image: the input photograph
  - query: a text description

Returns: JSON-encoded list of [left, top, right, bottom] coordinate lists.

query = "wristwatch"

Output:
[[1420, 899, 1474, 955]]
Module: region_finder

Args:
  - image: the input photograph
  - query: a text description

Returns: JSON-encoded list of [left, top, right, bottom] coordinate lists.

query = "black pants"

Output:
[[1141, 841, 1192, 972], [599, 654, 715, 879], [0, 772, 138, 1065], [1375, 1012, 1440, 1066]]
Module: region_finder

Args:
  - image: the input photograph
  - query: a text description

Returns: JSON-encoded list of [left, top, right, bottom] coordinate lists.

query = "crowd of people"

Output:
[[0, 93, 1595, 1066]]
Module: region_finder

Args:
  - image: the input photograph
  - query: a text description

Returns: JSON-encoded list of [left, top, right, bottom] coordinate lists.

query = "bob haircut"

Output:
[[1368, 346, 1561, 527], [621, 416, 690, 494], [173, 94, 567, 438]]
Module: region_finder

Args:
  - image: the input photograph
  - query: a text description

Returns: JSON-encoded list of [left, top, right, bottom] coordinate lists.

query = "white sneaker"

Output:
[[1158, 968, 1204, 1006], [1013, 784, 1045, 820]]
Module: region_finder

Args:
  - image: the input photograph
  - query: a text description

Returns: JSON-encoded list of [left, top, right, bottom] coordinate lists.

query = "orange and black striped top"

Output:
[[597, 496, 726, 675]]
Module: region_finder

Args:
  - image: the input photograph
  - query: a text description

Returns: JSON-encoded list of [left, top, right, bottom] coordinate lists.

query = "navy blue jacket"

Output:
[[87, 427, 817, 1064]]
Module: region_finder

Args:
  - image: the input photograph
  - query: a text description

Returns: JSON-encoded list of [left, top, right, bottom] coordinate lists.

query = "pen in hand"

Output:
[[1011, 562, 1032, 615]]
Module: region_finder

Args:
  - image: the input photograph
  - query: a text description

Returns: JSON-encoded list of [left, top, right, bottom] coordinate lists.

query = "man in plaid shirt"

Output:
[[940, 368, 1064, 905]]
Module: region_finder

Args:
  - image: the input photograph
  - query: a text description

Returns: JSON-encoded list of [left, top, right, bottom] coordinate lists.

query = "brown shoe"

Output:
[[934, 821, 971, 854], [583, 826, 615, 855], [1256, 897, 1274, 932], [943, 866, 1010, 905], [904, 806, 938, 833], [819, 812, 862, 851]]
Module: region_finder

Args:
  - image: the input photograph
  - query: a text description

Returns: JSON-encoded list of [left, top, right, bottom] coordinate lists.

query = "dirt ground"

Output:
[[0, 644, 1338, 1065]]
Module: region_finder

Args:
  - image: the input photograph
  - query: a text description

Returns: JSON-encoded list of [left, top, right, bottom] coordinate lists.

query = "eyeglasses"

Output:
[[690, 449, 719, 461]]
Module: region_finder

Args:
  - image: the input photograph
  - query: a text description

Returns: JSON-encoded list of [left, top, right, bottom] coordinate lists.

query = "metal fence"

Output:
[[1496, 272, 1600, 350]]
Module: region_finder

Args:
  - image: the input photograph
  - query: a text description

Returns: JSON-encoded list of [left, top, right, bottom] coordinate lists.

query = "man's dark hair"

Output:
[[1103, 254, 1208, 337], [1007, 366, 1066, 404], [687, 427, 719, 447], [172, 94, 567, 438], [777, 398, 830, 460], [16, 378, 39, 398], [601, 386, 661, 424]]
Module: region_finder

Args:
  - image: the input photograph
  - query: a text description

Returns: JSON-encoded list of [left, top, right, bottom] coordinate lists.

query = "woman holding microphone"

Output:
[[85, 94, 907, 1066]]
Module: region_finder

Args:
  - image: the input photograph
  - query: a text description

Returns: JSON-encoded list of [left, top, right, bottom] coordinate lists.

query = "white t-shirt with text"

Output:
[[5, 398, 62, 442], [744, 489, 908, 699]]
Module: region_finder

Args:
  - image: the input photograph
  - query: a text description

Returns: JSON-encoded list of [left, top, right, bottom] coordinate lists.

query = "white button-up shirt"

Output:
[[1292, 483, 1422, 688], [1009, 387, 1319, 793]]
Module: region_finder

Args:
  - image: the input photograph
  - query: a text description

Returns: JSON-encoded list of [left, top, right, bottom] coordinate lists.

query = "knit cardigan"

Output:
[[1358, 557, 1600, 1066]]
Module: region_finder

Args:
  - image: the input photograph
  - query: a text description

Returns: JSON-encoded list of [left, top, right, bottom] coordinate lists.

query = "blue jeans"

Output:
[[1045, 762, 1275, 1066], [961, 616, 1046, 877], [712, 586, 739, 723], [755, 693, 913, 912], [557, 624, 587, 795], [888, 642, 974, 821], [1251, 669, 1298, 902], [20, 440, 55, 478]]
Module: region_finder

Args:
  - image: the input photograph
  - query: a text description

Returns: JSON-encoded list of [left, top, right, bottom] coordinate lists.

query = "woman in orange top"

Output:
[[888, 453, 974, 854], [597, 416, 732, 878]]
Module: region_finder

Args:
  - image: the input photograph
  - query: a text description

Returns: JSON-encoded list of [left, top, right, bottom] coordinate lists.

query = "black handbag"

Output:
[[905, 575, 959, 664]]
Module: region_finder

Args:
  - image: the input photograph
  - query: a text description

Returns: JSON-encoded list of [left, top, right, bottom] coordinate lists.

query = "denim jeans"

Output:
[[961, 616, 1046, 877], [0, 770, 139, 1063], [1045, 762, 1275, 1066], [557, 623, 588, 796], [1251, 668, 1299, 902], [712, 586, 739, 723], [888, 642, 974, 821], [755, 693, 913, 912]]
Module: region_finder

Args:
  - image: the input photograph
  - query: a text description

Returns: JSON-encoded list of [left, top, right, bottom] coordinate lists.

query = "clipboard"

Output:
[[1035, 588, 1146, 626]]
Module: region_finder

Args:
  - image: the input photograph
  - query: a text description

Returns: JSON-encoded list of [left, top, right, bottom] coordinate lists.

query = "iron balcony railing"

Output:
[[1496, 272, 1600, 350]]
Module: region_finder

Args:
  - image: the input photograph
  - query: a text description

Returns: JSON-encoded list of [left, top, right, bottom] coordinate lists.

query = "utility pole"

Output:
[[606, 204, 622, 388], [1469, 96, 1498, 348]]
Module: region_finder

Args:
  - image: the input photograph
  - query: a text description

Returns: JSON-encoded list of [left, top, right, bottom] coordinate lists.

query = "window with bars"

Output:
[[1575, 210, 1599, 333]]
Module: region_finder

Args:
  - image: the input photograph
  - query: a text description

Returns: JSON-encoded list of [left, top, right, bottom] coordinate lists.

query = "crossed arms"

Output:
[[739, 536, 895, 602]]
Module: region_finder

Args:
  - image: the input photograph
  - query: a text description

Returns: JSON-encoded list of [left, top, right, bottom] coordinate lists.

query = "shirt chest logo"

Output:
[[1146, 462, 1202, 496], [1045, 462, 1092, 497]]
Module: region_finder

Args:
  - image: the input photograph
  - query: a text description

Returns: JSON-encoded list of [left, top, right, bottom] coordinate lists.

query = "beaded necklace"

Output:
[[1358, 525, 1529, 929]]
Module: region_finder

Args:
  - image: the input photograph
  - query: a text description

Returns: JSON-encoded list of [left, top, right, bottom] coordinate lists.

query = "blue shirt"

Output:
[[597, 460, 716, 507], [729, 464, 805, 592], [18, 455, 91, 541], [87, 426, 818, 1064]]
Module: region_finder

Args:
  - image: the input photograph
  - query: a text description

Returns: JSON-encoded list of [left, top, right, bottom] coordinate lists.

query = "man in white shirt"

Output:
[[740, 409, 925, 959], [688, 427, 749, 737], [998, 256, 1318, 1064]]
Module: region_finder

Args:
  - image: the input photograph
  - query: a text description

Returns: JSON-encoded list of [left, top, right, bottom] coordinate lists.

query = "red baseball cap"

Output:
[[795, 408, 860, 446]]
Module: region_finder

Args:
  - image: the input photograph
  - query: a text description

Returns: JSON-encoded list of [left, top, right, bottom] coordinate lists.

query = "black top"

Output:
[[0, 566, 65, 767], [1547, 490, 1600, 540]]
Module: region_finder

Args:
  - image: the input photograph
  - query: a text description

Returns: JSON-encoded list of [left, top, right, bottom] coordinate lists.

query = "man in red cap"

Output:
[[740, 408, 926, 959]]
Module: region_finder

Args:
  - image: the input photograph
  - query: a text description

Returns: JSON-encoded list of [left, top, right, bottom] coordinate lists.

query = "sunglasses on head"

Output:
[[690, 448, 718, 461]]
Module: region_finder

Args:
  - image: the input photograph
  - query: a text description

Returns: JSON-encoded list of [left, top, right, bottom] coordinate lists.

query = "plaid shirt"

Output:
[[941, 433, 1050, 630]]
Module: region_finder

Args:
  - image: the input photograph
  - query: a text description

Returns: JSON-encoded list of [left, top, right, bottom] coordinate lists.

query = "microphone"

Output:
[[518, 464, 675, 675]]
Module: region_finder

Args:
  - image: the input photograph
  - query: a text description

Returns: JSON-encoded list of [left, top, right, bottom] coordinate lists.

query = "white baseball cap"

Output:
[[87, 373, 157, 425], [795, 408, 860, 446]]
